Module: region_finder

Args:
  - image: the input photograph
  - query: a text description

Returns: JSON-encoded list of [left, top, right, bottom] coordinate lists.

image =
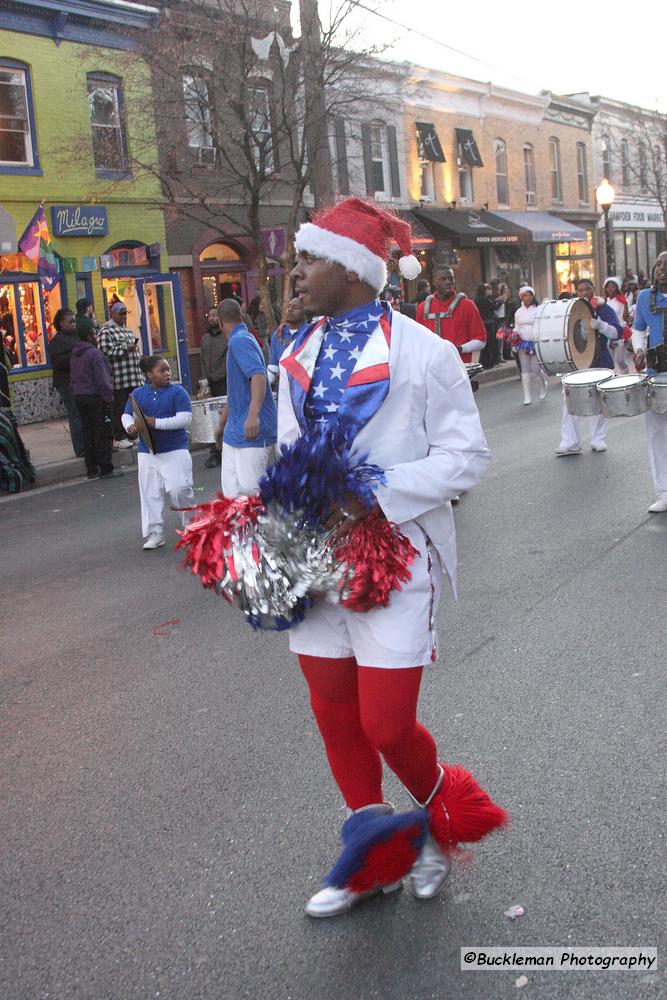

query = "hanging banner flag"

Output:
[[80, 256, 98, 272], [17, 205, 60, 290], [99, 254, 115, 269], [132, 246, 149, 265], [62, 257, 78, 273]]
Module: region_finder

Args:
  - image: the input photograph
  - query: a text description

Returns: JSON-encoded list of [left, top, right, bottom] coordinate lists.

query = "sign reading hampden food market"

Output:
[[50, 205, 109, 238]]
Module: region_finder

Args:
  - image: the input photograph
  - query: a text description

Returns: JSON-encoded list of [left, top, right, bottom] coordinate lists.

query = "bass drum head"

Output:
[[565, 298, 597, 371]]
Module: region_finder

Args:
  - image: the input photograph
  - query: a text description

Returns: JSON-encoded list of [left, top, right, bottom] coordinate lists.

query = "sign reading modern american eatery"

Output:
[[50, 205, 109, 238]]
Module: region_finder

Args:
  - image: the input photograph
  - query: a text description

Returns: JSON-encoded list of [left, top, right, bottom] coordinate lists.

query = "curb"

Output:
[[24, 442, 211, 491]]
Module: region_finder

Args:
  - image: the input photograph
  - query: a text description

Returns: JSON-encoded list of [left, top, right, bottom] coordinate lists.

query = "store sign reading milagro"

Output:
[[50, 205, 108, 238]]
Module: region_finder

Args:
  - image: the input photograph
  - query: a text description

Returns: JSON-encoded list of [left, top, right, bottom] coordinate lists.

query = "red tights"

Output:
[[299, 654, 441, 811]]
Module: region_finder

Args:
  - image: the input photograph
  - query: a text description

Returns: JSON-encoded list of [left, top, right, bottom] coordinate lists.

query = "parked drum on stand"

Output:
[[597, 374, 649, 418], [562, 368, 614, 416], [647, 373, 667, 414], [190, 396, 226, 445], [534, 298, 598, 375]]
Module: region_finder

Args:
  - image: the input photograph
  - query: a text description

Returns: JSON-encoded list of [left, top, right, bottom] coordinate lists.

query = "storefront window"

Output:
[[42, 283, 62, 339], [144, 282, 169, 352], [199, 243, 244, 311], [624, 232, 637, 275], [554, 231, 594, 296], [0, 283, 20, 366], [647, 232, 658, 268], [614, 232, 626, 276]]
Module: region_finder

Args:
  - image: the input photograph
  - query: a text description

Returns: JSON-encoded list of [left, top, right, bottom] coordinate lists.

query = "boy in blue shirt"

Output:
[[267, 296, 306, 387], [214, 299, 277, 496], [631, 250, 667, 512]]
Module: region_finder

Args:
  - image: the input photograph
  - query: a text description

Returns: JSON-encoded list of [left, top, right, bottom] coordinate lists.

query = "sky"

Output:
[[323, 0, 665, 112]]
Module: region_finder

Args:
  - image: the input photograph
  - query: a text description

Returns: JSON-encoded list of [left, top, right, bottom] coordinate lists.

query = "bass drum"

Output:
[[533, 298, 598, 375]]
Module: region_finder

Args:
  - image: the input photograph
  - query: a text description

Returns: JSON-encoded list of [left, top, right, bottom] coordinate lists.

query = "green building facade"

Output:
[[1, 0, 189, 424]]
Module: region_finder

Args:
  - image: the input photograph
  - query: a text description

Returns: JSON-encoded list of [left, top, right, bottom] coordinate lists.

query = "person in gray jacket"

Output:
[[200, 308, 228, 468]]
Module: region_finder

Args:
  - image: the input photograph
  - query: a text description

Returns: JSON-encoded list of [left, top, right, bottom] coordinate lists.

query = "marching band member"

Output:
[[415, 266, 486, 362], [631, 250, 667, 513], [556, 278, 621, 456], [603, 277, 631, 374], [282, 197, 506, 918], [512, 285, 548, 405], [122, 356, 196, 549]]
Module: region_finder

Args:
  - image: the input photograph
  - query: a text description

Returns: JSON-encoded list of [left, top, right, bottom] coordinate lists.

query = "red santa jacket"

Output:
[[416, 292, 486, 363]]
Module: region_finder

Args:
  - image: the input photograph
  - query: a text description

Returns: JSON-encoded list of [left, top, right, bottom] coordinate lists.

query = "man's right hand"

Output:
[[634, 349, 646, 370]]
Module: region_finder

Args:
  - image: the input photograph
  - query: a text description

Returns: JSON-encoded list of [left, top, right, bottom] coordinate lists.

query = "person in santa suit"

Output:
[[415, 265, 487, 362], [281, 197, 507, 919]]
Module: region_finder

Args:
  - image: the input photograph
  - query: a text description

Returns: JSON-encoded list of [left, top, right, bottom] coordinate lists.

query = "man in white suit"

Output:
[[278, 197, 504, 919]]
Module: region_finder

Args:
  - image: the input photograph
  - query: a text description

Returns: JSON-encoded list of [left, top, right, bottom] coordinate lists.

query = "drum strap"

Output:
[[424, 293, 466, 337], [648, 287, 667, 344]]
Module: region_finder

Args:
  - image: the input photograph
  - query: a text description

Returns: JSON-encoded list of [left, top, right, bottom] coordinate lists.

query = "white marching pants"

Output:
[[519, 352, 547, 403], [137, 449, 195, 538], [559, 387, 607, 451], [221, 442, 274, 498], [613, 342, 630, 375], [645, 409, 667, 499]]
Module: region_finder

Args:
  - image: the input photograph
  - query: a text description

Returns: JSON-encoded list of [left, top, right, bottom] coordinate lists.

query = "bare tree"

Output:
[[608, 108, 667, 241]]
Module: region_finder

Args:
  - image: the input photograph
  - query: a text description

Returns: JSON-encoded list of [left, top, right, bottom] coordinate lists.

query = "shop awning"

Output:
[[456, 128, 483, 167], [398, 211, 435, 246], [414, 208, 525, 247], [416, 122, 446, 163], [491, 211, 587, 243]]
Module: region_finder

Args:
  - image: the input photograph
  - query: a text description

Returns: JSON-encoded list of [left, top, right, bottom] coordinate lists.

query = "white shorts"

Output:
[[221, 442, 274, 497], [288, 521, 442, 669]]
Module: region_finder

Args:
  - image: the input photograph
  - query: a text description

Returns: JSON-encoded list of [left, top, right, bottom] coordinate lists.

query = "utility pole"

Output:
[[299, 0, 335, 208]]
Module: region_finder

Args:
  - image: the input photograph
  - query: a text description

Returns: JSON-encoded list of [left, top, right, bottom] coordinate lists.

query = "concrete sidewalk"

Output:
[[14, 363, 517, 490]]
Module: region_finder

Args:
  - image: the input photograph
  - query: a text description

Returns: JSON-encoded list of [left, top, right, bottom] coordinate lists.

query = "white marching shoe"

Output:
[[305, 878, 402, 918], [648, 496, 667, 513], [407, 766, 452, 900], [143, 532, 165, 550]]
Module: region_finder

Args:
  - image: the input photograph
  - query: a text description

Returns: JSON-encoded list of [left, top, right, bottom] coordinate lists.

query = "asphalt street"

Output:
[[1, 370, 665, 1000]]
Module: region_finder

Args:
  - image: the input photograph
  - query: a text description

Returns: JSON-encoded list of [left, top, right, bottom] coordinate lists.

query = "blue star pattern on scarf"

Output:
[[305, 300, 386, 425]]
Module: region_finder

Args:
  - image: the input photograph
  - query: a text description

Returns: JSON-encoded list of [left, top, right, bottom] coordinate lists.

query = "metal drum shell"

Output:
[[534, 298, 597, 376], [647, 374, 667, 414], [597, 375, 649, 418], [562, 368, 614, 417], [190, 395, 226, 444]]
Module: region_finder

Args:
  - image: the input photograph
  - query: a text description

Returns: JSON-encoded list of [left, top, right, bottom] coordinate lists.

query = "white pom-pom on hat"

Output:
[[399, 254, 422, 280]]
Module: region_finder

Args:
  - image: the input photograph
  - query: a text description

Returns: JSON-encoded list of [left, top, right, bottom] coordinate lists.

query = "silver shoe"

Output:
[[409, 833, 451, 899], [305, 879, 402, 918]]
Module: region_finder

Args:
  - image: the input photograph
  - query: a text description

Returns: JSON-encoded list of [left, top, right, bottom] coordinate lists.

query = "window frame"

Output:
[[370, 121, 389, 195], [494, 138, 509, 206], [86, 72, 130, 180], [576, 141, 589, 204], [522, 143, 536, 207], [638, 141, 648, 192], [0, 272, 66, 372], [601, 135, 612, 182], [549, 137, 563, 202], [0, 59, 42, 176], [182, 72, 215, 150], [246, 82, 276, 175], [621, 138, 630, 187]]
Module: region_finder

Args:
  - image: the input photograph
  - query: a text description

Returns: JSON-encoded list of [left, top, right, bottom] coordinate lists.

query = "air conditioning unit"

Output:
[[197, 145, 217, 166], [526, 191, 536, 207]]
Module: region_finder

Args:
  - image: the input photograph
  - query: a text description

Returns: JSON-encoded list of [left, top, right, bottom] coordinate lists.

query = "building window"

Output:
[[458, 163, 473, 202], [87, 74, 129, 175], [601, 136, 612, 181], [182, 74, 213, 149], [494, 138, 509, 205], [0, 277, 63, 369], [247, 85, 274, 173], [549, 137, 562, 201], [370, 122, 389, 194], [621, 139, 630, 187], [638, 142, 648, 192], [419, 161, 435, 201], [523, 143, 536, 207], [0, 63, 36, 168], [576, 142, 589, 203]]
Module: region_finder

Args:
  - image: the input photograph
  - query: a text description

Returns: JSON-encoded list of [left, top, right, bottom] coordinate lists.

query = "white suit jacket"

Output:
[[277, 310, 491, 596]]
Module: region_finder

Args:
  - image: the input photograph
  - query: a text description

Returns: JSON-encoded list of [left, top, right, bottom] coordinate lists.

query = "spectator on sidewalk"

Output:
[[200, 308, 228, 469], [475, 284, 498, 369], [267, 296, 306, 388], [49, 308, 85, 458], [98, 301, 143, 449], [70, 319, 115, 479], [75, 298, 99, 339]]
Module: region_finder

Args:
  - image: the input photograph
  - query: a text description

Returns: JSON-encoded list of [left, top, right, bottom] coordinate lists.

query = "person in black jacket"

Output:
[[49, 308, 84, 457], [475, 283, 499, 369]]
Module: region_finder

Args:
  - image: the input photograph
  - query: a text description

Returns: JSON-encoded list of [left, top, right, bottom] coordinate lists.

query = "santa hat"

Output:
[[294, 197, 422, 292]]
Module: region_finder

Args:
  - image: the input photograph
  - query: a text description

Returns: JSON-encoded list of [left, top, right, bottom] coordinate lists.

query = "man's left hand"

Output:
[[244, 413, 260, 440], [324, 493, 378, 538], [144, 415, 156, 428]]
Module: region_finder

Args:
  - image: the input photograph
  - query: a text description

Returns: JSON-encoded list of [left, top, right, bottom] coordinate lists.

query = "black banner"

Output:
[[416, 122, 446, 163], [456, 128, 483, 167]]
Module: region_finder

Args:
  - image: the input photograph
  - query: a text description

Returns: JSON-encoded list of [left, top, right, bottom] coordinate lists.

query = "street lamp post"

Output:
[[596, 179, 616, 277]]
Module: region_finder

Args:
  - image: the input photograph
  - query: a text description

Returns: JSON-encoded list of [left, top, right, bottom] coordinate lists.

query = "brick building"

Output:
[[0, 0, 188, 424]]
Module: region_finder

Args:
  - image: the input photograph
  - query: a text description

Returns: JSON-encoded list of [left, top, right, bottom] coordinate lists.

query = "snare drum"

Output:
[[647, 373, 667, 414], [562, 368, 614, 417], [597, 374, 649, 418], [534, 298, 598, 375], [190, 395, 226, 444]]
